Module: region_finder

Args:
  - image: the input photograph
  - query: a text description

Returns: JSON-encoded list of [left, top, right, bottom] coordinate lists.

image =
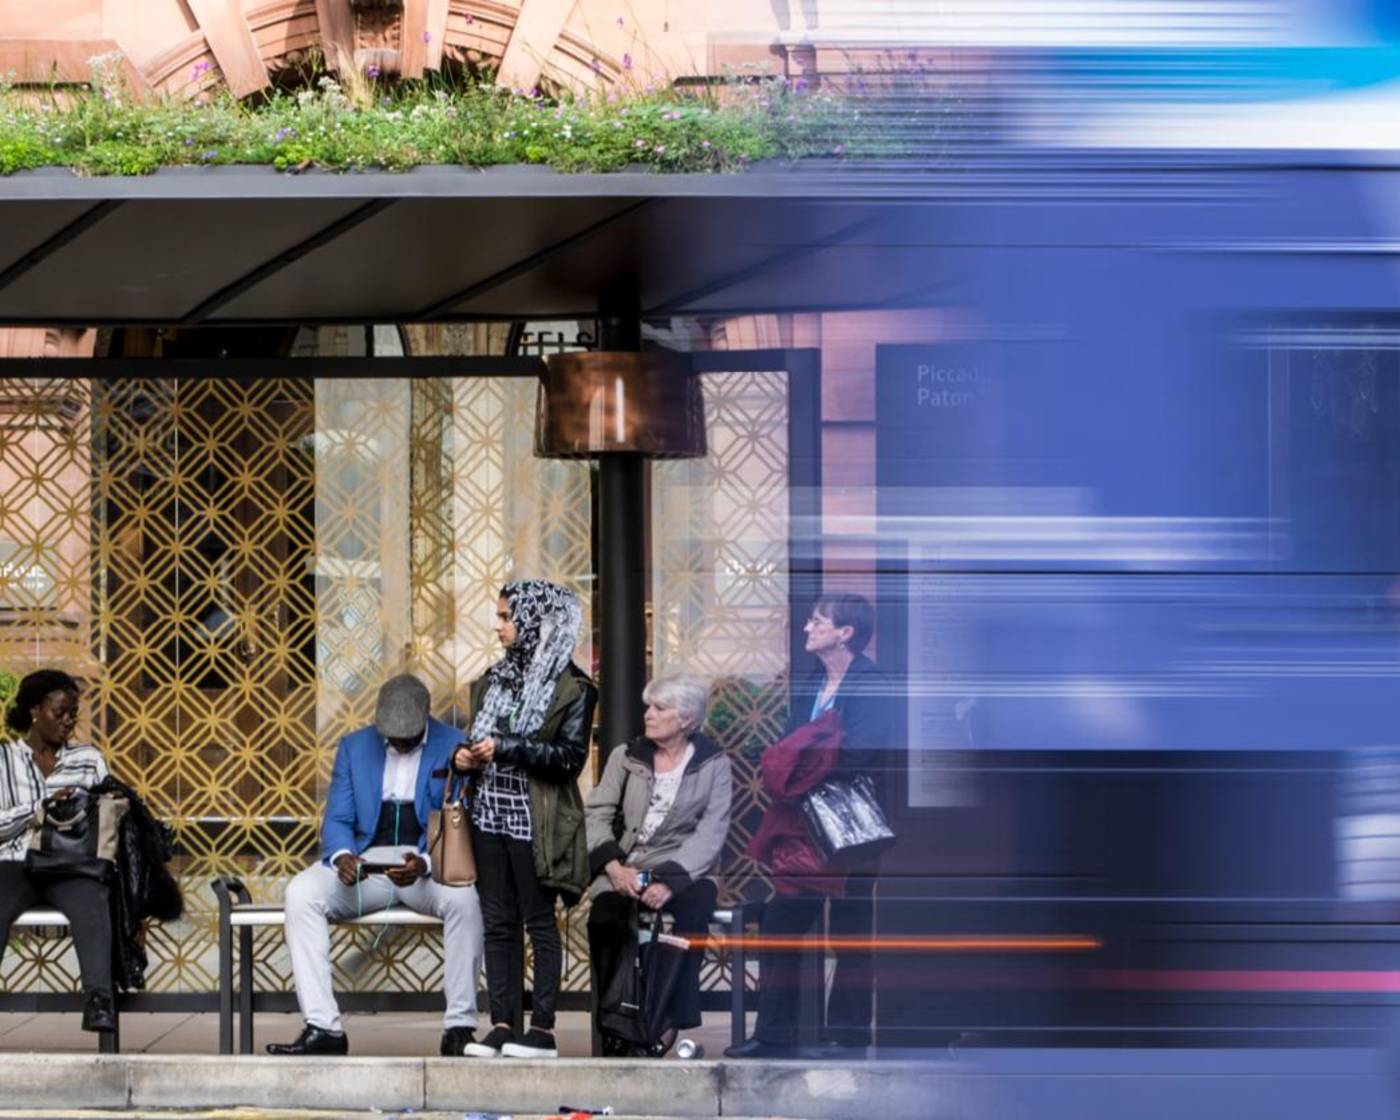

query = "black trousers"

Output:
[[754, 873, 876, 1047], [0, 861, 113, 992], [588, 877, 718, 1032], [473, 829, 561, 1030]]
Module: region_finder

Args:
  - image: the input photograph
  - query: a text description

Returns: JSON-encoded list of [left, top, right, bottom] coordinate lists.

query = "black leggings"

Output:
[[473, 829, 561, 1030], [588, 877, 719, 1032], [0, 861, 113, 992]]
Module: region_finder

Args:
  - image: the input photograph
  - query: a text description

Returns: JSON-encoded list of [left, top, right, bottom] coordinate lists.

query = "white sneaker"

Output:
[[463, 1024, 512, 1057], [500, 1027, 558, 1058]]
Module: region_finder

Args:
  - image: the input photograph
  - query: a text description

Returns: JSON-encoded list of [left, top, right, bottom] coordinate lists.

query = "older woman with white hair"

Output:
[[584, 674, 733, 1056]]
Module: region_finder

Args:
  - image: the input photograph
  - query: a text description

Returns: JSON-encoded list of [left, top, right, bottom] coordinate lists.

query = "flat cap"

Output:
[[374, 673, 430, 739]]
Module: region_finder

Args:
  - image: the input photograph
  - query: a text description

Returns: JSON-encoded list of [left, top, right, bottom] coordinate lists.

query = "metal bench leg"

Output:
[[239, 923, 255, 1054], [589, 954, 602, 1057], [98, 1017, 119, 1054], [218, 891, 233, 1054], [729, 906, 746, 1050]]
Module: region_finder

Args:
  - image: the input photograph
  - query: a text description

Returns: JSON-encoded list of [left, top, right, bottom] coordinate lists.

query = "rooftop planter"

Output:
[[0, 60, 861, 177]]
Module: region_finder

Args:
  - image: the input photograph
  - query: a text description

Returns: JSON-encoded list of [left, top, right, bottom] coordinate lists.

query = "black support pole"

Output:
[[596, 284, 647, 764]]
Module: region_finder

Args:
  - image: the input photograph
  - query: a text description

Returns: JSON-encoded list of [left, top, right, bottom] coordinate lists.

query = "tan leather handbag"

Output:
[[427, 772, 476, 887]]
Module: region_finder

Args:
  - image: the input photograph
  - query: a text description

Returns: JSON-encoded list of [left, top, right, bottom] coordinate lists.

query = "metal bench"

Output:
[[5, 909, 121, 1053], [213, 877, 748, 1055]]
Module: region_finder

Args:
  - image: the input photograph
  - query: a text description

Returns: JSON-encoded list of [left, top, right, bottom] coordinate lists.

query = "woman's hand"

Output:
[[640, 881, 673, 911], [605, 859, 643, 898], [470, 737, 497, 765], [452, 745, 479, 771]]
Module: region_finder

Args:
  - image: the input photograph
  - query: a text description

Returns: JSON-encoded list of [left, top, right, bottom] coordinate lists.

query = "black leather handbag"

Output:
[[801, 773, 896, 864], [25, 790, 128, 881]]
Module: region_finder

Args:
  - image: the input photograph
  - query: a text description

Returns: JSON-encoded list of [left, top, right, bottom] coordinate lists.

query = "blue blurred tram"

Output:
[[861, 70, 1400, 1048]]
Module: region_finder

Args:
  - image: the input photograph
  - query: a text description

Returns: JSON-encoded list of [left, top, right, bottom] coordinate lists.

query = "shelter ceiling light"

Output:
[[535, 351, 706, 459]]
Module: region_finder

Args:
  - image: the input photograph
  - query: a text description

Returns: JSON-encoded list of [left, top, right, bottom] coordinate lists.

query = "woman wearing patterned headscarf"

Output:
[[453, 580, 597, 1059]]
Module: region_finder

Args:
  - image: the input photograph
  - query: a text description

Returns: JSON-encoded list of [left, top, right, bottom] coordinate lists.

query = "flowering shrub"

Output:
[[0, 62, 863, 176]]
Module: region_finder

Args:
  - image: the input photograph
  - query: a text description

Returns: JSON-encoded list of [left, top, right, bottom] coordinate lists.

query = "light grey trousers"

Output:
[[283, 861, 484, 1033]]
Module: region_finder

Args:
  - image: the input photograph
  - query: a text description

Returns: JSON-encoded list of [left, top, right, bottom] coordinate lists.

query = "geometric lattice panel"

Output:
[[90, 377, 318, 993], [2, 365, 756, 1000], [410, 375, 594, 722], [653, 370, 793, 974], [0, 377, 95, 690]]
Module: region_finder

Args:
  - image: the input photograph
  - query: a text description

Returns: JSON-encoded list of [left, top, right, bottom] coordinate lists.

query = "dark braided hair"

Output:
[[7, 669, 80, 735]]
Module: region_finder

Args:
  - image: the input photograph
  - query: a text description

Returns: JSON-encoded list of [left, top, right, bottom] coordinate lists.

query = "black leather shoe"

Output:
[[266, 1023, 348, 1056], [80, 987, 116, 1033], [440, 1026, 475, 1056], [723, 1037, 802, 1059]]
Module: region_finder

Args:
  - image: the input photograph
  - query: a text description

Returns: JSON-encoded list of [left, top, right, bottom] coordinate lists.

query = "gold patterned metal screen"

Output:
[[652, 369, 794, 995], [2, 361, 794, 1001], [0, 369, 595, 996]]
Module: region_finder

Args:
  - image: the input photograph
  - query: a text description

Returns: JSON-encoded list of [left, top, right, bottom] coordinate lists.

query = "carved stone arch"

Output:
[[128, 0, 630, 98]]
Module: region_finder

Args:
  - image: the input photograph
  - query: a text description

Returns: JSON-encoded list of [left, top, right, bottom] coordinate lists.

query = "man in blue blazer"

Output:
[[267, 674, 484, 1057]]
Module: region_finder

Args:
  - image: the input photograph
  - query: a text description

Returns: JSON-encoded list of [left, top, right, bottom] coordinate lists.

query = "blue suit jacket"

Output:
[[319, 716, 463, 864]]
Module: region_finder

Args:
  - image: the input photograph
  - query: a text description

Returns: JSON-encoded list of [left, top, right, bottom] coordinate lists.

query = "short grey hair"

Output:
[[642, 674, 710, 733]]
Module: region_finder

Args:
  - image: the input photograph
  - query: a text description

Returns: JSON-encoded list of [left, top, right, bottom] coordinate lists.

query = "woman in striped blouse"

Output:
[[0, 669, 115, 1032]]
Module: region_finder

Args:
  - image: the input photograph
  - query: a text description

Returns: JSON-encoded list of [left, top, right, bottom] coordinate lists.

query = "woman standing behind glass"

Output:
[[453, 580, 596, 1059], [727, 591, 894, 1058]]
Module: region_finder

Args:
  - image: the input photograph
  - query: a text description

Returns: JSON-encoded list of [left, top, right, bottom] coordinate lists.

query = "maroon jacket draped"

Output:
[[745, 709, 846, 897]]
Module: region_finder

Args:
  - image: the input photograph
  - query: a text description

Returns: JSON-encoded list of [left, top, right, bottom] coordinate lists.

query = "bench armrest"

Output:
[[211, 876, 251, 909]]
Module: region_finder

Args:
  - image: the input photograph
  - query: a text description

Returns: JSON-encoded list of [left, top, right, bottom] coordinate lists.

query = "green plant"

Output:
[[0, 670, 18, 735], [0, 60, 871, 177]]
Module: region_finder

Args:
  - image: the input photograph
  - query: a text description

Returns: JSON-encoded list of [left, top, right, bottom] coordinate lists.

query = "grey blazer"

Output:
[[584, 733, 733, 898]]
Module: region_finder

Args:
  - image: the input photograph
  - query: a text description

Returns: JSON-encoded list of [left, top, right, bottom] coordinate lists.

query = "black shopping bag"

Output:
[[598, 901, 691, 1047]]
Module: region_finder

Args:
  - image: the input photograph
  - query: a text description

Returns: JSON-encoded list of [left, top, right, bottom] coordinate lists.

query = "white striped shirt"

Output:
[[0, 739, 109, 862]]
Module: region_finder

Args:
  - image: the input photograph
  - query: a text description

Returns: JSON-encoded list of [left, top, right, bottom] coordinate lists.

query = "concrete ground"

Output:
[[0, 1009, 736, 1058], [0, 1046, 1396, 1120], [4, 1014, 1400, 1119]]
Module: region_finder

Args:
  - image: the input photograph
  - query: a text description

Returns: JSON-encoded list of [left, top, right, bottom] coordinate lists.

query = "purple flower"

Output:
[[700, 139, 710, 148], [590, 58, 602, 72], [422, 30, 432, 43], [622, 53, 632, 70], [654, 143, 666, 153], [832, 143, 845, 156], [275, 127, 296, 142], [464, 12, 473, 23], [366, 64, 381, 79], [201, 149, 218, 161], [634, 138, 646, 149], [191, 60, 212, 80], [183, 137, 195, 146], [615, 16, 624, 28], [794, 78, 808, 92], [102, 89, 113, 101]]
